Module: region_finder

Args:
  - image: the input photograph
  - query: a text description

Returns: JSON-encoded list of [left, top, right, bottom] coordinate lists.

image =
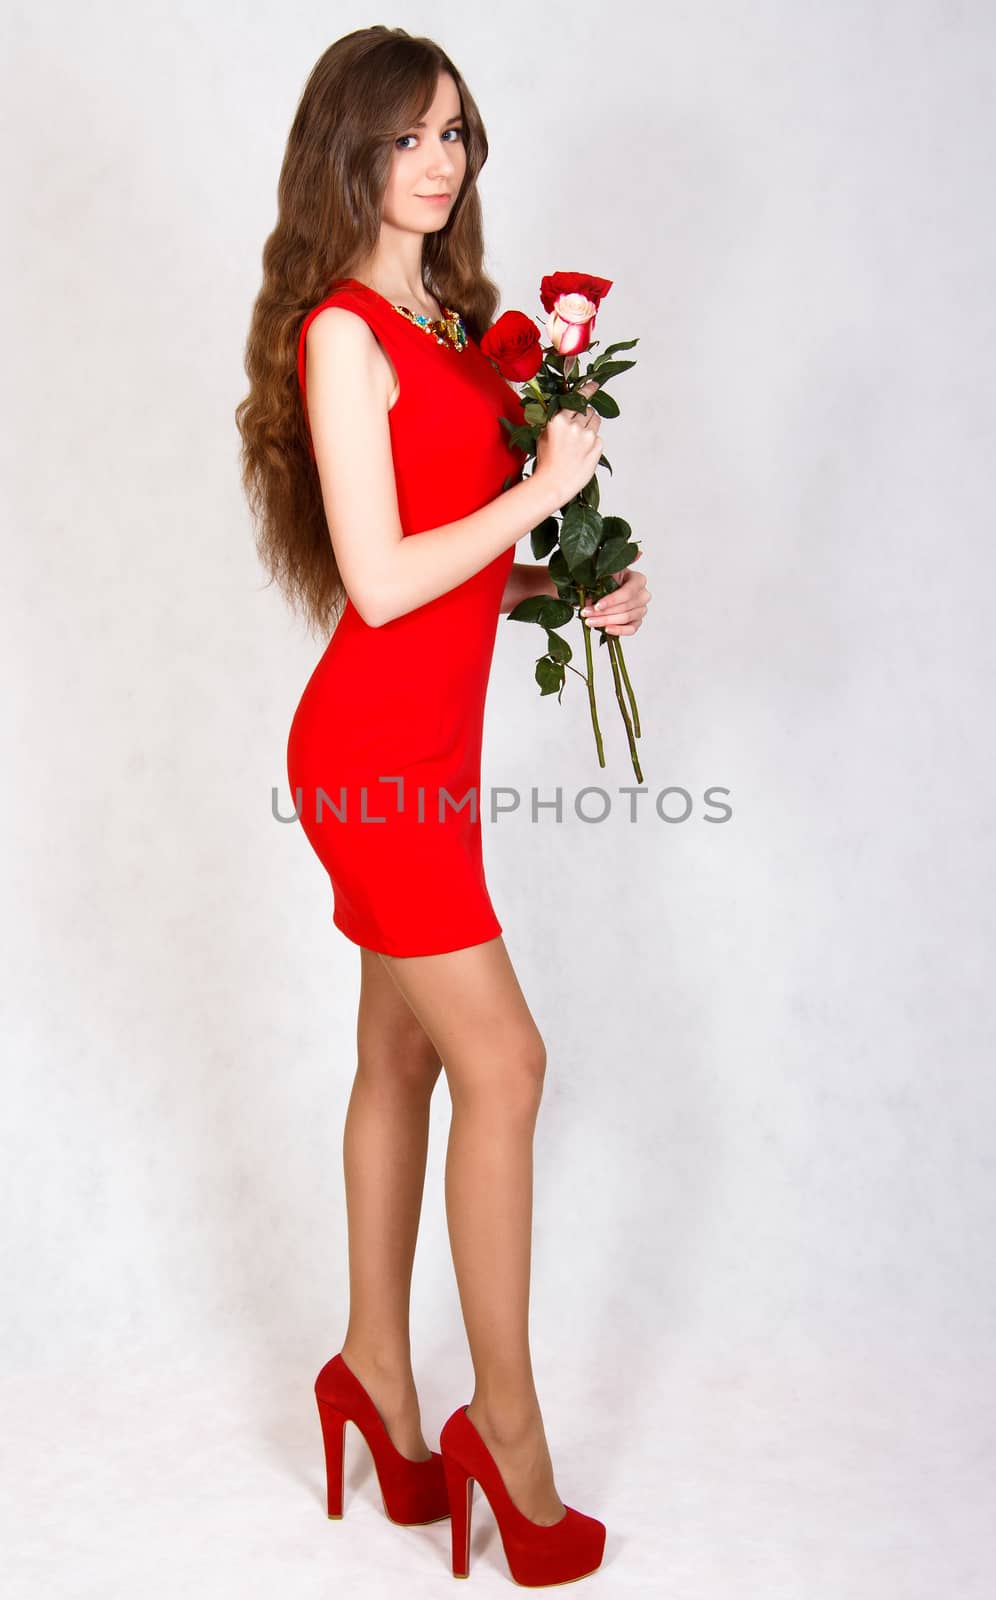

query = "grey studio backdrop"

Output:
[[4, 3, 994, 1597]]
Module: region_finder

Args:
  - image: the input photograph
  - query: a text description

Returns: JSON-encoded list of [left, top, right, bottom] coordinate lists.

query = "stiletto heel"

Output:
[[439, 1404, 606, 1587], [315, 1397, 347, 1518], [442, 1450, 474, 1578], [314, 1352, 450, 1526]]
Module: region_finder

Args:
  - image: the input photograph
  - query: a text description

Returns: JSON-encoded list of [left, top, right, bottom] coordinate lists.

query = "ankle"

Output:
[[340, 1341, 417, 1390], [466, 1396, 546, 1446]]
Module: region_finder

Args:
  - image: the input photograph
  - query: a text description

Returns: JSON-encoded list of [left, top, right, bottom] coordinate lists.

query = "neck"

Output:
[[351, 243, 433, 311]]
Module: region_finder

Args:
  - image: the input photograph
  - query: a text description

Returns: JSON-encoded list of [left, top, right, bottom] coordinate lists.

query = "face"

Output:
[[381, 71, 467, 236]]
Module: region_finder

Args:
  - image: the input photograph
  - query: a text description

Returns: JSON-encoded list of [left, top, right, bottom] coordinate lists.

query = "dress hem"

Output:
[[332, 904, 502, 958]]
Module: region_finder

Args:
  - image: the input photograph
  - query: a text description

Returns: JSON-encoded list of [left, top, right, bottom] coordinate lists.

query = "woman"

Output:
[[236, 25, 650, 1588]]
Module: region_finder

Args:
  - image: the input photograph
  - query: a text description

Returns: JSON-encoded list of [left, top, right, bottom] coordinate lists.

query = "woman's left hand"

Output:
[[580, 549, 651, 635]]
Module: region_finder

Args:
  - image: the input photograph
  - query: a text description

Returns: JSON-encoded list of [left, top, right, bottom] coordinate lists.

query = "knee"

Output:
[[458, 1030, 547, 1119], [522, 1034, 547, 1093], [357, 1025, 442, 1094], [395, 1047, 444, 1094], [514, 1036, 547, 1114]]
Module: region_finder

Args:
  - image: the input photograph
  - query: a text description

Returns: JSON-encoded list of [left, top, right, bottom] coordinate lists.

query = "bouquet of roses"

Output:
[[482, 271, 644, 781]]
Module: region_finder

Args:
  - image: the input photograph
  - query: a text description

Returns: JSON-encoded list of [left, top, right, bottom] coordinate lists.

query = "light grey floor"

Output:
[[5, 1333, 993, 1598]]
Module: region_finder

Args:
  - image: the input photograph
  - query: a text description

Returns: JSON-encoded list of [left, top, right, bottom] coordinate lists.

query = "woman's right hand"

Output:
[[534, 379, 604, 505]]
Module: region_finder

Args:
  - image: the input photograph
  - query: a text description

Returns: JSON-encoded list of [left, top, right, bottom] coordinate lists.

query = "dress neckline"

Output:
[[341, 277, 468, 353]]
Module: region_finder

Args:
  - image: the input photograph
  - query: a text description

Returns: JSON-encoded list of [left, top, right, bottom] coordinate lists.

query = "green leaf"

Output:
[[595, 337, 639, 357], [586, 358, 636, 381], [580, 472, 600, 512], [548, 548, 570, 584], [542, 597, 576, 627], [530, 516, 559, 560], [500, 417, 537, 451], [596, 538, 639, 577], [545, 629, 572, 664], [559, 500, 603, 571], [535, 656, 565, 696], [587, 389, 620, 418], [600, 514, 632, 543], [508, 594, 575, 627], [554, 390, 590, 415]]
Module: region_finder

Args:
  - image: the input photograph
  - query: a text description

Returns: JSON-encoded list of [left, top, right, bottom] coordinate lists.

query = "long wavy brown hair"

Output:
[[235, 26, 502, 642]]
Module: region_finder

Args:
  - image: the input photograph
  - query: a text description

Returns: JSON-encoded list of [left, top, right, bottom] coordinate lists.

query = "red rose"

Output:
[[539, 272, 613, 314], [480, 310, 543, 381]]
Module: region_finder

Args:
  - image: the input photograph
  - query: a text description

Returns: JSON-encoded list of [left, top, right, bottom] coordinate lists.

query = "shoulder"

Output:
[[305, 298, 375, 350], [300, 284, 378, 350], [302, 299, 387, 381], [300, 299, 397, 411]]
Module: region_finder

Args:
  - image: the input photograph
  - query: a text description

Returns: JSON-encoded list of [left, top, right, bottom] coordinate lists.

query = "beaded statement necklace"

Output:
[[389, 300, 468, 353], [340, 278, 469, 353]]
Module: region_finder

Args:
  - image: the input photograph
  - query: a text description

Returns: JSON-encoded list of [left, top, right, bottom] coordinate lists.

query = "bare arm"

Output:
[[499, 562, 558, 615], [305, 308, 564, 628]]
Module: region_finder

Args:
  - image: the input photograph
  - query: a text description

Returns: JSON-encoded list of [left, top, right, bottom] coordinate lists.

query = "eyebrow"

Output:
[[411, 113, 464, 128]]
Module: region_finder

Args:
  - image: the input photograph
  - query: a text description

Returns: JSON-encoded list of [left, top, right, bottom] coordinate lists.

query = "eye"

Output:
[[395, 127, 464, 150]]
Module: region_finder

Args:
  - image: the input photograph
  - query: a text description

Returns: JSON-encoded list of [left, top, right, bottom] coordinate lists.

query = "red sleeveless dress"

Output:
[[287, 277, 529, 957]]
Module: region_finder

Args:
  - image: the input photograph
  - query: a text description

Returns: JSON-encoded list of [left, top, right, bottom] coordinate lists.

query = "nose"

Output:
[[426, 138, 459, 178]]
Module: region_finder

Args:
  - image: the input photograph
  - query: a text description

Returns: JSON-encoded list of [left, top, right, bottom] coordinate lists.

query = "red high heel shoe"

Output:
[[315, 1353, 450, 1526], [439, 1404, 607, 1587]]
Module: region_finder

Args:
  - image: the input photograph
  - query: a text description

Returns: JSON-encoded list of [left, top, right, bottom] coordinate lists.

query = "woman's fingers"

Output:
[[582, 568, 651, 633], [583, 604, 648, 633]]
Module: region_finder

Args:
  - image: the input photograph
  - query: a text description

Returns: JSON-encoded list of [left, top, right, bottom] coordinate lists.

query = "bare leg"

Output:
[[377, 934, 566, 1524], [337, 945, 443, 1460]]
